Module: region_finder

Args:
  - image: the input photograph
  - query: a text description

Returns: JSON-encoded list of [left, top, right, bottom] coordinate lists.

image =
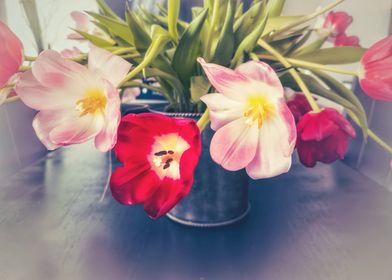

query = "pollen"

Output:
[[76, 88, 107, 117], [243, 95, 275, 128]]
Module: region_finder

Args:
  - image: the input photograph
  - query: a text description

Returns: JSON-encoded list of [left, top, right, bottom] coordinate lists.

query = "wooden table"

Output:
[[1, 143, 391, 280]]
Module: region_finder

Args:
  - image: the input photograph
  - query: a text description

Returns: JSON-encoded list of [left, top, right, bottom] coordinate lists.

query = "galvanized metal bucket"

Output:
[[151, 111, 250, 227]]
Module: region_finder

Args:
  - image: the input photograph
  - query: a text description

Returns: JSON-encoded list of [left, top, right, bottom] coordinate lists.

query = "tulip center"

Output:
[[149, 133, 190, 180], [76, 88, 107, 117], [244, 96, 275, 128]]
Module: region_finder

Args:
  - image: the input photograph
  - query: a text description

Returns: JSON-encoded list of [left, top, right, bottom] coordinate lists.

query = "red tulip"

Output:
[[334, 33, 360, 47], [286, 93, 312, 123], [0, 21, 23, 104], [296, 108, 356, 167], [323, 11, 353, 38], [110, 113, 201, 219], [359, 35, 392, 101]]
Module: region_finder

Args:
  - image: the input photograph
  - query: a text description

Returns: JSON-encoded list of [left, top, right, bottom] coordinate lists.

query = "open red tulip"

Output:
[[334, 33, 360, 47], [110, 113, 201, 219], [296, 108, 356, 167], [359, 35, 392, 101]]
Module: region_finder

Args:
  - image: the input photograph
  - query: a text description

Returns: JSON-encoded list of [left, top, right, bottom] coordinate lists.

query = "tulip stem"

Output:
[[348, 111, 392, 155], [24, 55, 36, 61], [258, 55, 359, 76], [19, 66, 31, 72], [197, 110, 210, 132], [270, 0, 345, 38], [258, 39, 321, 112]]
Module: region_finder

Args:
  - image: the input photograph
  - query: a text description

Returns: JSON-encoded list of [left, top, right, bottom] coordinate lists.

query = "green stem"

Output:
[[259, 54, 359, 76], [348, 111, 392, 155], [271, 0, 345, 38], [24, 55, 36, 61], [197, 110, 210, 132], [258, 39, 321, 112], [19, 66, 31, 71]]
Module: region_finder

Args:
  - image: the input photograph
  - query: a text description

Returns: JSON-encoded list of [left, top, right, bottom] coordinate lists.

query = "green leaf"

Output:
[[211, 0, 235, 65], [263, 16, 303, 36], [74, 29, 115, 47], [312, 70, 368, 137], [168, 0, 180, 42], [293, 47, 367, 64], [191, 76, 211, 102], [126, 10, 152, 52], [283, 30, 312, 55], [291, 33, 328, 56], [232, 13, 269, 67], [86, 12, 134, 44], [96, 0, 121, 19], [267, 0, 285, 17], [234, 1, 264, 47], [172, 8, 209, 89]]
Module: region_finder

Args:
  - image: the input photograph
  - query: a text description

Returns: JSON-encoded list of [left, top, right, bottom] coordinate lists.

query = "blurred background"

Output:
[[0, 0, 391, 187]]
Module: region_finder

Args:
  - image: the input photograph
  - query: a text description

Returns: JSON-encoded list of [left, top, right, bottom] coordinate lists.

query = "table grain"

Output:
[[1, 143, 392, 280]]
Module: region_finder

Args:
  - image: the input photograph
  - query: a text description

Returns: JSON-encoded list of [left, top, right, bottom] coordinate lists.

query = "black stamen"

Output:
[[166, 158, 173, 164], [168, 150, 174, 154], [154, 150, 167, 156], [163, 163, 170, 169]]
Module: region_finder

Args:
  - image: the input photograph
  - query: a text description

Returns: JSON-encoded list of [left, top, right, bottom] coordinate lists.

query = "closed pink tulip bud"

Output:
[[359, 35, 392, 101]]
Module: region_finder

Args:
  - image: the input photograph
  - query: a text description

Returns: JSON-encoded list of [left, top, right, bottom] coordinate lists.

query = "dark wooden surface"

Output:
[[1, 143, 392, 280]]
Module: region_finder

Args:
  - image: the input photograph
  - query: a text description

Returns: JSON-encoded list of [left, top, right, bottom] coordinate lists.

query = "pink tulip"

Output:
[[198, 58, 296, 179], [323, 11, 353, 38], [359, 35, 392, 101], [16, 46, 132, 152], [0, 21, 23, 105], [334, 33, 360, 47]]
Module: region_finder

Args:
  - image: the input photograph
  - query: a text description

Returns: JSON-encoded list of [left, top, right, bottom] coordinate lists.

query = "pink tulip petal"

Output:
[[0, 21, 23, 87], [197, 58, 251, 102], [49, 112, 104, 147], [362, 35, 392, 65], [245, 114, 293, 179], [32, 50, 88, 89], [60, 47, 82, 59], [359, 79, 392, 102], [210, 118, 258, 171], [16, 70, 80, 110], [70, 11, 90, 31], [88, 45, 132, 87], [200, 93, 244, 130], [95, 82, 121, 152], [235, 60, 284, 94]]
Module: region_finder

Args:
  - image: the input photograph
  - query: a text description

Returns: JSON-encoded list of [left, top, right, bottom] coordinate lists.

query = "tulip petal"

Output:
[[362, 35, 392, 65], [16, 70, 82, 110], [359, 79, 392, 102], [95, 81, 121, 152], [110, 164, 160, 205], [210, 118, 258, 171], [235, 60, 284, 94], [32, 50, 88, 89], [246, 115, 293, 179], [197, 58, 251, 102], [0, 21, 23, 87], [88, 45, 132, 87], [200, 93, 244, 130]]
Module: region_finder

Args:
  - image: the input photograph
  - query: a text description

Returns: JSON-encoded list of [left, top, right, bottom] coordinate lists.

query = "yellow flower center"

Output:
[[243, 96, 275, 128], [76, 88, 107, 117]]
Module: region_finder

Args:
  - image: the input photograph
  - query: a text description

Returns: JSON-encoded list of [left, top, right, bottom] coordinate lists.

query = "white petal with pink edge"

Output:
[[210, 117, 259, 171], [88, 45, 132, 87]]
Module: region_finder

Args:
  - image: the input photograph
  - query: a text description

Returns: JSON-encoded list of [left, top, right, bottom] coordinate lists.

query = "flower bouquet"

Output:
[[1, 0, 391, 226]]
